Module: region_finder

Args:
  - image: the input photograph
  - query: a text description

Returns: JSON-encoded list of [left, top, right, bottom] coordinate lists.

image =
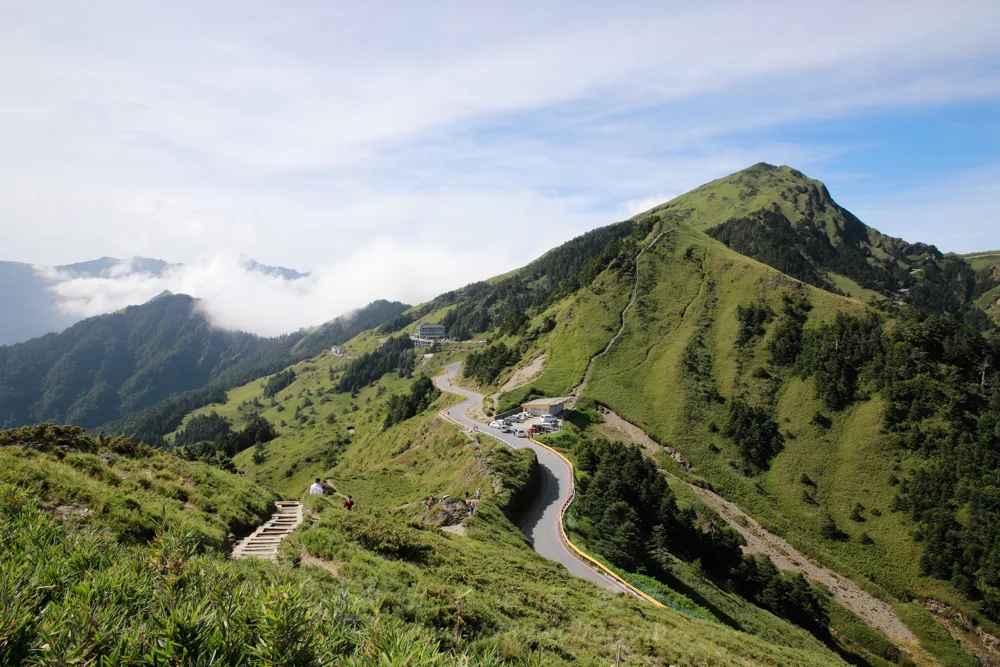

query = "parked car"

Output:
[[489, 421, 503, 429], [513, 428, 527, 438], [500, 424, 512, 433], [526, 427, 539, 436]]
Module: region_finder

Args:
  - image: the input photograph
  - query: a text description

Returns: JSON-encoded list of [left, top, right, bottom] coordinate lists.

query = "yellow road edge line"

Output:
[[527, 434, 668, 609], [432, 368, 668, 610]]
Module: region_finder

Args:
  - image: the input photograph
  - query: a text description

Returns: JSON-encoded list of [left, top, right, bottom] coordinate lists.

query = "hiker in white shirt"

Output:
[[309, 478, 325, 495]]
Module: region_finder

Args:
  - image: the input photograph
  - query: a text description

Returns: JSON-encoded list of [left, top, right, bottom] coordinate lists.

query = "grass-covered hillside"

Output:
[[962, 251, 1000, 322], [642, 164, 999, 320], [2, 406, 862, 663], [0, 425, 571, 666], [118, 163, 1000, 665], [158, 350, 862, 665], [452, 197, 996, 663], [0, 293, 407, 440]]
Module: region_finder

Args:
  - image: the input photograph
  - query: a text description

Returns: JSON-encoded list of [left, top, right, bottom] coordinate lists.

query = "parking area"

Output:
[[488, 411, 562, 437]]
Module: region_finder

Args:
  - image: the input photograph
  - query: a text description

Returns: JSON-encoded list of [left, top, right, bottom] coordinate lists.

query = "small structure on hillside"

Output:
[[411, 322, 447, 348], [521, 397, 569, 417], [330, 345, 346, 357]]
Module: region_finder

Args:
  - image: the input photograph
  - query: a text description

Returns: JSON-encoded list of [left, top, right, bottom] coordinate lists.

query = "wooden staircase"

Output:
[[232, 501, 303, 561]]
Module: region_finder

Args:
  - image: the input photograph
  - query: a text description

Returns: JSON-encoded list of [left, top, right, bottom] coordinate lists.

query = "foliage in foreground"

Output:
[[0, 484, 523, 667], [0, 424, 275, 548]]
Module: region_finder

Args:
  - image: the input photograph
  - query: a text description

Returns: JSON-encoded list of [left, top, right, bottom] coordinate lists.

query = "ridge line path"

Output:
[[232, 501, 303, 560], [434, 364, 629, 594], [570, 229, 669, 405]]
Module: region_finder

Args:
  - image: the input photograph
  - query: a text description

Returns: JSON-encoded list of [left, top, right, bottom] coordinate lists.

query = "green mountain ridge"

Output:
[[159, 163, 1000, 665], [649, 164, 995, 318], [0, 294, 408, 436], [5, 163, 1000, 665]]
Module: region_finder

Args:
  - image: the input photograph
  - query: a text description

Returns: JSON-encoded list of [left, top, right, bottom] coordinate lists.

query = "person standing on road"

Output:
[[309, 478, 324, 495]]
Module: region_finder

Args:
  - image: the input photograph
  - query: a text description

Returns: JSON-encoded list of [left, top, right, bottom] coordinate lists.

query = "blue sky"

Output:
[[2, 0, 999, 334]]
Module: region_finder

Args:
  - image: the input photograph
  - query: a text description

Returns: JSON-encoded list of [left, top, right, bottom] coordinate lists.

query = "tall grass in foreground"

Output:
[[0, 484, 525, 666]]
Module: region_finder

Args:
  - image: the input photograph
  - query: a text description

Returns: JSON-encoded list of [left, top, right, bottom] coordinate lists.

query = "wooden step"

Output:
[[232, 501, 303, 560]]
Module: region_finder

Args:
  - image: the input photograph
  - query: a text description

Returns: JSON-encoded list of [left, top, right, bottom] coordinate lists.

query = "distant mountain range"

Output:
[[0, 256, 308, 345], [0, 293, 407, 438]]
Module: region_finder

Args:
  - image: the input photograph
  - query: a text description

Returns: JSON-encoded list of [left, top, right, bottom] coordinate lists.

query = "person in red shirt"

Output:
[[343, 495, 355, 511]]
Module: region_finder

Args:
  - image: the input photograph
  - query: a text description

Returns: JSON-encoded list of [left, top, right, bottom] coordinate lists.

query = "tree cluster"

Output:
[[335, 336, 414, 394], [723, 399, 784, 471], [383, 375, 440, 429], [174, 411, 277, 471], [791, 308, 1000, 620], [571, 437, 828, 634], [463, 343, 520, 386], [263, 369, 296, 398], [736, 301, 774, 346]]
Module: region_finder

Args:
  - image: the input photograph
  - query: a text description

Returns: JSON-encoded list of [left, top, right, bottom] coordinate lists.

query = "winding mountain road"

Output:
[[434, 363, 629, 593]]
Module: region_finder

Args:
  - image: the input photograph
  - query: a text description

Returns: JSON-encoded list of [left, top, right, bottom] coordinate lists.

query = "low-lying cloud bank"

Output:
[[38, 237, 514, 337]]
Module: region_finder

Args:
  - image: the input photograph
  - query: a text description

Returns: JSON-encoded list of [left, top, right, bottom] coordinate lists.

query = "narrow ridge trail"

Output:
[[570, 229, 668, 404], [232, 501, 303, 560]]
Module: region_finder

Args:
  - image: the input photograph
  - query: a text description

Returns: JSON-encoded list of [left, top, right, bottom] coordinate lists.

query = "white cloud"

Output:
[[39, 188, 608, 336], [624, 194, 677, 217], [2, 0, 999, 332]]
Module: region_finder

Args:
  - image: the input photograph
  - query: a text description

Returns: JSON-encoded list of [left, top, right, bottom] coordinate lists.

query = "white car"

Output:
[[500, 424, 512, 433], [489, 421, 503, 429]]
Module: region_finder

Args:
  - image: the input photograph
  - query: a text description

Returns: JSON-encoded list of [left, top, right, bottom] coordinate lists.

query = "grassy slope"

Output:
[[177, 326, 853, 664], [959, 251, 1000, 271], [156, 166, 984, 663], [643, 165, 827, 229], [0, 428, 576, 666], [0, 425, 276, 547], [545, 220, 976, 664], [286, 480, 849, 667]]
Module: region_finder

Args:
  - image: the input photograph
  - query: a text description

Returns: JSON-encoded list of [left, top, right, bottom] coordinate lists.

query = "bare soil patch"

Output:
[[499, 353, 546, 395], [301, 553, 342, 577], [923, 599, 1000, 664], [597, 406, 691, 470], [594, 406, 927, 658], [686, 483, 921, 649]]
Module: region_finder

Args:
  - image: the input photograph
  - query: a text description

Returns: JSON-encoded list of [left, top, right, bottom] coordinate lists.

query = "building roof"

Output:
[[521, 397, 570, 407]]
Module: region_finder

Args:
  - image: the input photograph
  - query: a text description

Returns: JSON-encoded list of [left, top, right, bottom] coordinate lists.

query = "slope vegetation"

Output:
[[150, 163, 1000, 665], [167, 349, 856, 665], [0, 294, 407, 438]]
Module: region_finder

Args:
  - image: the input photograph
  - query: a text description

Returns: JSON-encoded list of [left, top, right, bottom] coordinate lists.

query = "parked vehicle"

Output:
[[526, 427, 538, 436], [489, 421, 503, 429], [513, 428, 527, 438], [500, 424, 512, 433]]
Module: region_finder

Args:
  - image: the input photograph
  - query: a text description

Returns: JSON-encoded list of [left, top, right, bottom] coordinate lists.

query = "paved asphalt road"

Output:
[[434, 362, 628, 593]]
